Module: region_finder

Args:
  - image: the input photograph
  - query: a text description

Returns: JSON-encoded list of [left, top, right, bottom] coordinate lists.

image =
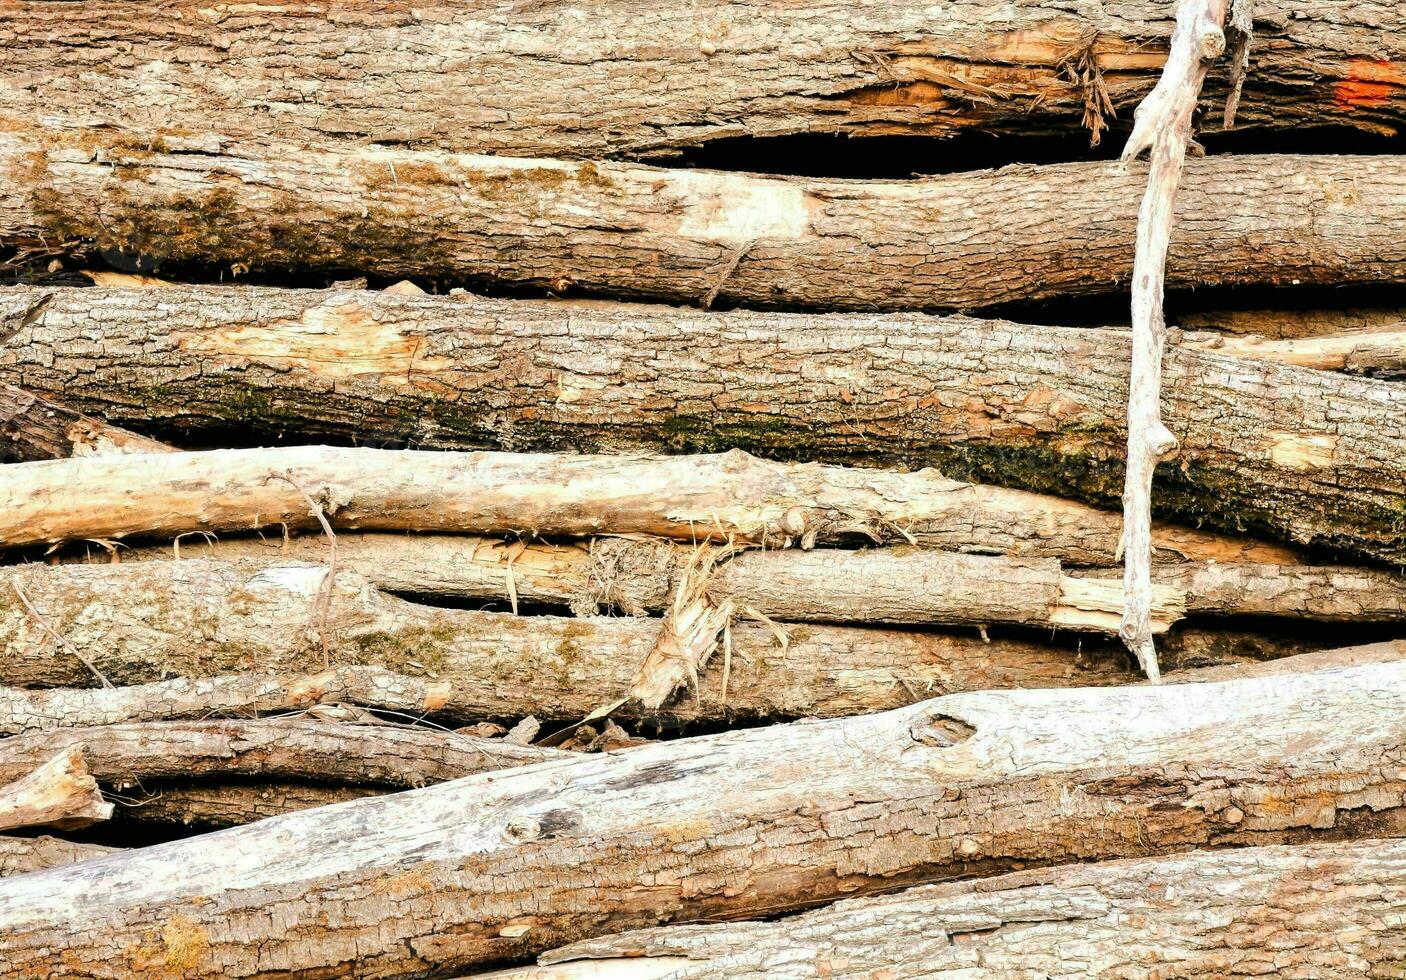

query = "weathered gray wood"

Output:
[[5, 1, 1403, 160], [0, 559, 1143, 722], [4, 131, 1406, 310], [0, 835, 118, 878], [504, 838, 1406, 979], [2, 662, 1405, 977], [0, 746, 111, 833]]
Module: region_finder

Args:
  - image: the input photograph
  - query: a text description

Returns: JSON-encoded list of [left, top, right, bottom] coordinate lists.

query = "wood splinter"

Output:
[[1119, 0, 1231, 683]]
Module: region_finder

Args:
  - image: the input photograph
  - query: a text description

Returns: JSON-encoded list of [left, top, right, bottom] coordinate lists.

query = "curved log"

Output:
[[2, 662, 1405, 976], [4, 131, 1406, 310], [4, 1, 1404, 160]]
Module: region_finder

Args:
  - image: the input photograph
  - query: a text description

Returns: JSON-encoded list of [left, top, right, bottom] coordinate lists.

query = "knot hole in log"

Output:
[[909, 714, 976, 748]]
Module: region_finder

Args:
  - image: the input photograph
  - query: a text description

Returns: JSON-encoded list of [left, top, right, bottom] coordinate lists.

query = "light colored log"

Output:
[[0, 558, 1142, 722], [0, 382, 173, 462], [0, 717, 567, 791], [5, 128, 1406, 310], [1180, 326, 1406, 376], [4, 285, 1397, 562], [6, 0, 1402, 160], [0, 443, 1297, 566], [3, 662, 1406, 976], [503, 838, 1406, 979], [0, 834, 119, 878], [0, 746, 111, 833]]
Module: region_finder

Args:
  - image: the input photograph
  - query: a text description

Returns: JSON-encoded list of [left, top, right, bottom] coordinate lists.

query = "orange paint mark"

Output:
[[1334, 58, 1406, 109]]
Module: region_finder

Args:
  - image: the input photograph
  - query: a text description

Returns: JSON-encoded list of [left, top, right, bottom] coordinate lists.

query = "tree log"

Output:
[[0, 382, 174, 463], [0, 559, 1142, 722], [0, 746, 111, 833], [0, 834, 118, 878], [114, 783, 381, 831], [0, 442, 1297, 566], [0, 717, 567, 791], [5, 129, 1406, 309], [3, 662, 1406, 976], [2, 286, 1396, 560], [7, 1, 1406, 160], [1180, 326, 1406, 377], [1181, 306, 1406, 339], [507, 838, 1406, 979], [107, 532, 1406, 625]]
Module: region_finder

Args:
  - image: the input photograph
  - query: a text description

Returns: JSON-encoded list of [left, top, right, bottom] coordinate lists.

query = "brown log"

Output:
[[507, 838, 1406, 979], [3, 286, 1397, 561], [110, 533, 1406, 627], [0, 717, 568, 791], [0, 834, 118, 878], [3, 662, 1406, 977], [0, 746, 111, 833], [4, 1, 1403, 161], [0, 443, 1297, 566], [116, 784, 381, 831], [5, 128, 1406, 310], [0, 382, 174, 463], [0, 558, 1142, 723], [1180, 306, 1406, 339]]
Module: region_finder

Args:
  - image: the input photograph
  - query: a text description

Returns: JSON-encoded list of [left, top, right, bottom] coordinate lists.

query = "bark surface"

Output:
[[3, 662, 1406, 977], [3, 287, 1400, 559], [6, 0, 1405, 160], [0, 559, 1142, 722], [4, 134, 1406, 310], [0, 717, 567, 791], [0, 834, 118, 878], [513, 838, 1406, 979], [0, 382, 174, 463], [113, 783, 381, 831], [0, 443, 1297, 566]]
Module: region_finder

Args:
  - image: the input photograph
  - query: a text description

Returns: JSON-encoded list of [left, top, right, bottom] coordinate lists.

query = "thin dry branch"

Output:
[[1118, 0, 1230, 682]]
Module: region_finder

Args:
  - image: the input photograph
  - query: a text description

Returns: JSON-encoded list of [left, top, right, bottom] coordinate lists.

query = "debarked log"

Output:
[[0, 444, 1298, 566], [0, 559, 1143, 722], [112, 532, 1406, 626], [3, 132, 1406, 310], [0, 745, 111, 833], [505, 838, 1406, 980], [3, 285, 1397, 559], [6, 0, 1405, 160], [0, 717, 568, 791], [3, 662, 1406, 977]]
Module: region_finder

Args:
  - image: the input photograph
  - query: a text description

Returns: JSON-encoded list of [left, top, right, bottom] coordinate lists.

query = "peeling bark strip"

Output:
[[5, 664, 1406, 977], [5, 0, 1405, 159], [5, 291, 1402, 560], [517, 838, 1406, 979], [0, 382, 174, 462], [0, 717, 567, 790], [4, 132, 1406, 310], [0, 834, 118, 878], [0, 443, 1297, 566], [0, 559, 1142, 722], [0, 746, 111, 833], [118, 534, 1406, 627]]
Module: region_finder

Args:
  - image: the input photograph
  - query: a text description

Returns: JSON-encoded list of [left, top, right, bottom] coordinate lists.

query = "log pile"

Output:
[[2, 1, 1405, 976]]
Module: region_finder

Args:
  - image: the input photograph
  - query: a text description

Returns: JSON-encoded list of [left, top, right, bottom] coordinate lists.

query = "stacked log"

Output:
[[3, 1, 1405, 976]]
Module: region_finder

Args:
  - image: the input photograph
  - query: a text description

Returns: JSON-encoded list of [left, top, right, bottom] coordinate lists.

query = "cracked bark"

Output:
[[0, 442, 1299, 566], [499, 838, 1406, 979], [3, 662, 1406, 977], [5, 288, 1401, 560], [104, 533, 1406, 626], [4, 132, 1406, 310], [0, 382, 174, 462], [0, 558, 1148, 723], [4, 1, 1404, 160]]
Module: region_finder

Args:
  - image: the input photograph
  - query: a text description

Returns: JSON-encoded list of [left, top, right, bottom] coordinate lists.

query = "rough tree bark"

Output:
[[3, 662, 1406, 977], [4, 130, 1406, 310], [5, 0, 1404, 160], [0, 559, 1144, 722], [505, 838, 1406, 979], [0, 746, 111, 833], [108, 533, 1406, 625], [1115, 0, 1229, 681], [0, 717, 568, 791], [0, 382, 174, 462], [107, 782, 383, 830], [1182, 306, 1406, 339], [4, 290, 1399, 559], [0, 835, 118, 878], [0, 443, 1298, 566]]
